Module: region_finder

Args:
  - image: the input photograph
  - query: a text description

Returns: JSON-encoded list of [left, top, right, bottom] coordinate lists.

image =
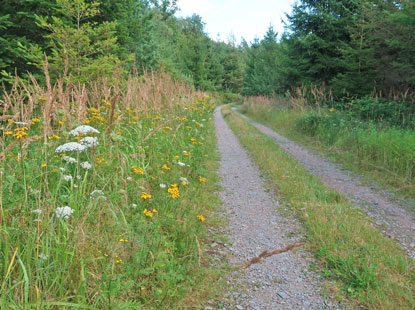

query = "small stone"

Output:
[[236, 305, 243, 310], [241, 293, 247, 298], [410, 243, 415, 248], [277, 291, 289, 299], [205, 307, 213, 310]]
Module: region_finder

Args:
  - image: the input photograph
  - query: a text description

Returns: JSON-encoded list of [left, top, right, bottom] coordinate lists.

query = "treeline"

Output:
[[0, 0, 244, 93], [243, 0, 415, 101], [3, 0, 415, 101]]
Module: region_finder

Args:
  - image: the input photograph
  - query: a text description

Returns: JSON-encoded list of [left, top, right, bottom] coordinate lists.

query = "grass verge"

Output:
[[223, 105, 415, 309], [239, 101, 415, 203], [0, 70, 225, 309]]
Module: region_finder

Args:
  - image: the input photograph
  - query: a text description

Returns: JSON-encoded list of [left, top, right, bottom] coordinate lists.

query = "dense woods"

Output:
[[0, 0, 244, 93], [2, 0, 414, 102]]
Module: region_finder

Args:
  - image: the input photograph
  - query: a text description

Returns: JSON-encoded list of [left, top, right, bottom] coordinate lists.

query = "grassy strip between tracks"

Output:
[[222, 105, 415, 310]]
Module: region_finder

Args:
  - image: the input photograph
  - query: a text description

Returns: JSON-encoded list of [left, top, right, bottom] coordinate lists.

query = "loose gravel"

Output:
[[234, 108, 415, 259], [214, 106, 341, 310]]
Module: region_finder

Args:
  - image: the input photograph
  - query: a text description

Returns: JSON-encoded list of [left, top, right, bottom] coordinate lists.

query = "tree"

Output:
[[0, 0, 55, 86], [243, 26, 281, 96], [36, 0, 122, 82]]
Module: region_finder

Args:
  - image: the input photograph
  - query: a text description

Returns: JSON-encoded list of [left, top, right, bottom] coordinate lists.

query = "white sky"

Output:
[[175, 0, 295, 44]]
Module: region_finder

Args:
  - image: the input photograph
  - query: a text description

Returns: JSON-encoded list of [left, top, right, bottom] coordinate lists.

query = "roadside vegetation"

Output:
[[0, 65, 223, 308], [223, 105, 415, 309], [239, 95, 415, 201]]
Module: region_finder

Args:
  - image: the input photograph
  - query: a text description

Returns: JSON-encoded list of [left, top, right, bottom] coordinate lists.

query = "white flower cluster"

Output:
[[80, 161, 92, 170], [55, 142, 87, 153], [90, 190, 106, 200], [69, 125, 100, 137], [159, 183, 166, 188], [80, 136, 98, 148], [55, 206, 75, 220], [63, 156, 77, 164], [180, 177, 189, 185], [62, 175, 73, 181], [178, 161, 186, 167]]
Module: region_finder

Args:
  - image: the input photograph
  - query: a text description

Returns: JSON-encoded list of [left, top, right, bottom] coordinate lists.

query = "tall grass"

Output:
[[241, 97, 415, 198], [0, 64, 222, 308]]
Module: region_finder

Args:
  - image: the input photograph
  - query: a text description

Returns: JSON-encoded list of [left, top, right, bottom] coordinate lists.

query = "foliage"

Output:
[[0, 70, 222, 308]]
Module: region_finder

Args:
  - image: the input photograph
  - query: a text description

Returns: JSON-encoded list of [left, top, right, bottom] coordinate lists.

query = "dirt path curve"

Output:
[[233, 108, 415, 259], [214, 106, 340, 310]]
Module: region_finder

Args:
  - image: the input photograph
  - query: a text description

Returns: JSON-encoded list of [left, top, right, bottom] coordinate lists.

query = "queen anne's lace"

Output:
[[81, 161, 92, 170], [79, 137, 98, 148], [55, 206, 75, 220], [69, 125, 100, 136], [62, 156, 77, 163], [55, 142, 87, 153], [90, 190, 106, 200]]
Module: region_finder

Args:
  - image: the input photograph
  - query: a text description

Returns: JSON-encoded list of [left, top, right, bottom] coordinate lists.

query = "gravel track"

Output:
[[234, 108, 415, 259], [214, 106, 341, 310]]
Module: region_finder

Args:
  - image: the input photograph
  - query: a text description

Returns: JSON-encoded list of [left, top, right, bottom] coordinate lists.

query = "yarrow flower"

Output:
[[68, 125, 100, 136], [62, 156, 77, 164], [55, 206, 75, 220], [55, 142, 87, 153], [178, 161, 186, 167], [79, 136, 98, 148], [159, 183, 166, 188], [80, 161, 92, 170]]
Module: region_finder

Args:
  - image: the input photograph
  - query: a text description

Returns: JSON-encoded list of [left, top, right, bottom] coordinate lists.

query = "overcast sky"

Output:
[[175, 0, 295, 44]]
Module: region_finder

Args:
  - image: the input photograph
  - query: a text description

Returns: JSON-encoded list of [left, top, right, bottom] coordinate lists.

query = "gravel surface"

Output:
[[214, 106, 341, 310], [234, 108, 415, 259]]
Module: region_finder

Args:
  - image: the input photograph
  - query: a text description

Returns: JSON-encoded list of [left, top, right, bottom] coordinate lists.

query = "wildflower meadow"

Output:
[[0, 68, 222, 309]]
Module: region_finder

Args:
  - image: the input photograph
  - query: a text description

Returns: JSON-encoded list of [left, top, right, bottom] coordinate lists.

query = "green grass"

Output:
[[239, 101, 415, 202], [0, 96, 225, 309], [223, 105, 415, 309]]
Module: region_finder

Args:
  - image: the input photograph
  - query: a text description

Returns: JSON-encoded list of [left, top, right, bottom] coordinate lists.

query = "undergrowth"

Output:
[[223, 105, 415, 309], [240, 100, 415, 200], [0, 67, 223, 309]]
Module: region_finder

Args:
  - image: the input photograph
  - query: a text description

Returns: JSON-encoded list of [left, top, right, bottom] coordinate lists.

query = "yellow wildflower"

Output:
[[162, 164, 171, 170], [131, 165, 144, 175], [5, 131, 12, 135], [329, 108, 335, 112], [168, 184, 180, 199], [141, 192, 152, 200], [199, 176, 206, 183], [41, 163, 47, 168], [197, 215, 205, 222]]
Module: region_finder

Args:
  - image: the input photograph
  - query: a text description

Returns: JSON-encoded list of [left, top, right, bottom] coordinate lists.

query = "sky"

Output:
[[175, 0, 295, 44]]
